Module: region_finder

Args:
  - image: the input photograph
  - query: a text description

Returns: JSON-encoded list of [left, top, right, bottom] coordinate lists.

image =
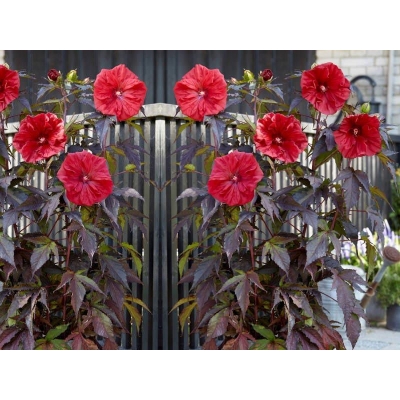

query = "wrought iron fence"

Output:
[[4, 103, 398, 349]]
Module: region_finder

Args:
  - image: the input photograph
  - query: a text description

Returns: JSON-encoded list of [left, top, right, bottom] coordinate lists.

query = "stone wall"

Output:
[[317, 50, 400, 132]]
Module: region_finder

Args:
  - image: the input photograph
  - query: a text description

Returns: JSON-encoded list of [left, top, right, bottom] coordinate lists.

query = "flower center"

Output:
[[38, 136, 46, 143], [198, 90, 205, 97], [83, 175, 90, 182], [116, 90, 123, 97], [273, 136, 283, 144], [353, 128, 359, 137], [319, 85, 327, 93], [231, 174, 239, 183]]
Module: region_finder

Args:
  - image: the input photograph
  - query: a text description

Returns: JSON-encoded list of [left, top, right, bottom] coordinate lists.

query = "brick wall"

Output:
[[316, 50, 400, 133]]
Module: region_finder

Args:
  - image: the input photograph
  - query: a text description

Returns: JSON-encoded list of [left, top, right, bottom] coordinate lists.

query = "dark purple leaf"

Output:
[[342, 174, 361, 210], [95, 117, 113, 149], [0, 235, 15, 267], [2, 209, 19, 232], [235, 277, 251, 315], [192, 255, 220, 288], [301, 209, 318, 231], [40, 191, 62, 221], [367, 206, 385, 243], [91, 308, 114, 339], [99, 254, 128, 288], [206, 308, 229, 339], [101, 196, 122, 240], [288, 96, 303, 114], [301, 327, 324, 349], [306, 232, 328, 266], [69, 277, 86, 314], [0, 327, 19, 349], [78, 227, 97, 261], [353, 170, 370, 194], [224, 228, 242, 262], [258, 192, 281, 221], [321, 127, 336, 151], [207, 116, 226, 150], [345, 313, 362, 349], [16, 194, 46, 212], [268, 243, 290, 274], [36, 83, 54, 100], [310, 137, 328, 161], [31, 245, 51, 274], [118, 141, 144, 172]]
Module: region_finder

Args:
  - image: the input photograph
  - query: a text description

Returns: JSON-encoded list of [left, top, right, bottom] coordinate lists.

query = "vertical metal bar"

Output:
[[141, 119, 152, 349]]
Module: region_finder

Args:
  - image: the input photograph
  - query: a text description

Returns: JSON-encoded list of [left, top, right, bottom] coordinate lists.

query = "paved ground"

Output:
[[344, 323, 400, 350]]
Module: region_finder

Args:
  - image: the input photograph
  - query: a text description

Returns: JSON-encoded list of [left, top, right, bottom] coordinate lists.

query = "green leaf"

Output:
[[124, 302, 142, 333], [122, 242, 143, 276], [178, 242, 199, 277], [252, 324, 275, 340], [170, 295, 196, 313], [178, 302, 197, 333], [45, 324, 69, 341]]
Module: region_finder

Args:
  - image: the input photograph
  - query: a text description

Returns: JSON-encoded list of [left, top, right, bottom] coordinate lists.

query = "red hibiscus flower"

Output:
[[93, 64, 147, 122], [0, 65, 20, 112], [300, 62, 351, 115], [13, 112, 67, 163], [254, 113, 308, 163], [208, 150, 263, 206], [333, 114, 381, 158], [173, 64, 227, 122], [57, 150, 114, 206]]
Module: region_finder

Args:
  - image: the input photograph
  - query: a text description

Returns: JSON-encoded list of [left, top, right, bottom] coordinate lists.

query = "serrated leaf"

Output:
[[235, 277, 251, 315], [207, 308, 229, 339], [31, 244, 52, 274], [192, 255, 220, 288], [0, 234, 15, 267], [69, 277, 86, 314], [77, 227, 97, 261], [264, 241, 290, 273], [91, 308, 114, 339], [224, 228, 242, 262], [306, 232, 328, 266], [99, 254, 129, 288]]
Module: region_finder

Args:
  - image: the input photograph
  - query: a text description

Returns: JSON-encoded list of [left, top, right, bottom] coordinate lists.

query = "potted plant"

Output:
[[376, 262, 400, 331]]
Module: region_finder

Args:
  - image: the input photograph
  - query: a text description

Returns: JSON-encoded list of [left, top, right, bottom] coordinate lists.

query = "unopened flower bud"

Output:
[[243, 69, 255, 82], [260, 68, 273, 81], [47, 69, 61, 82], [360, 102, 371, 114], [311, 62, 318, 69], [3, 63, 10, 69], [66, 69, 78, 82]]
